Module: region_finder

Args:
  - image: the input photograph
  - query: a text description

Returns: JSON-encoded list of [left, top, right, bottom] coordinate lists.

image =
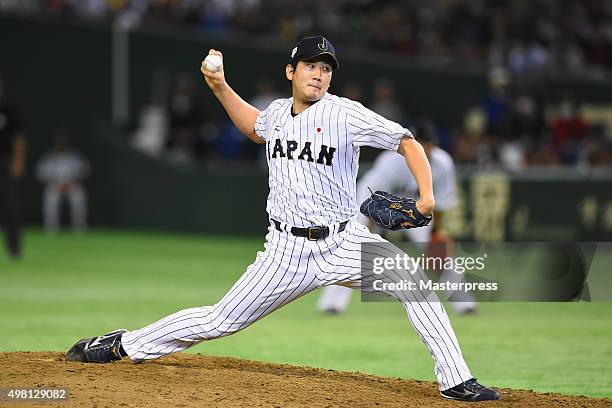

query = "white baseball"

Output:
[[203, 54, 223, 73]]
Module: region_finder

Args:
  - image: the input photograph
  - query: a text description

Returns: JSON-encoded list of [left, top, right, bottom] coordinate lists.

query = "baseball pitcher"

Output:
[[65, 36, 499, 402]]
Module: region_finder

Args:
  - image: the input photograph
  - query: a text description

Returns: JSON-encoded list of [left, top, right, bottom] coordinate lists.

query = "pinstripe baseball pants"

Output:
[[121, 218, 472, 390]]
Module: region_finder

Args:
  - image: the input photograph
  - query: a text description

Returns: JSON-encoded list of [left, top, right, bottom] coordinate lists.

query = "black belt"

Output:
[[271, 219, 348, 241]]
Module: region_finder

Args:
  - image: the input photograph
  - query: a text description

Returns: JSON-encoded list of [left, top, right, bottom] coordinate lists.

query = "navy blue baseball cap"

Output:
[[289, 36, 339, 70]]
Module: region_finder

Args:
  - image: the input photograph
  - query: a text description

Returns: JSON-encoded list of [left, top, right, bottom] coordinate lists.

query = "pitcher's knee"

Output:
[[197, 306, 250, 339]]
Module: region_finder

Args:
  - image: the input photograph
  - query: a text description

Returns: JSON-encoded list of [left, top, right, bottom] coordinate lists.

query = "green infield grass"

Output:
[[1, 229, 611, 398]]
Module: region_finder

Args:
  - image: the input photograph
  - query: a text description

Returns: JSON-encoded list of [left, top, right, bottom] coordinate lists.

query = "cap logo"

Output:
[[291, 47, 298, 58], [317, 38, 328, 51]]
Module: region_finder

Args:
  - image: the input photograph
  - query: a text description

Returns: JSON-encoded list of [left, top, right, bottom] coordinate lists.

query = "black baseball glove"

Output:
[[360, 190, 432, 230]]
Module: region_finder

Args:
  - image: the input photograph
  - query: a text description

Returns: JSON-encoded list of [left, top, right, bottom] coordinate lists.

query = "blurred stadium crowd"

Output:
[[3, 0, 612, 75], [2, 0, 612, 170], [452, 67, 612, 169], [130, 68, 612, 170]]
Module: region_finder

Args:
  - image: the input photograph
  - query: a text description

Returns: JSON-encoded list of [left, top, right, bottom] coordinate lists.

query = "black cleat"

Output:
[[65, 329, 127, 363], [440, 378, 501, 402]]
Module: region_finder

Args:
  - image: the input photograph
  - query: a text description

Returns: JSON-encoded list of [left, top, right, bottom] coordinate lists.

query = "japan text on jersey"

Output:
[[255, 93, 412, 227]]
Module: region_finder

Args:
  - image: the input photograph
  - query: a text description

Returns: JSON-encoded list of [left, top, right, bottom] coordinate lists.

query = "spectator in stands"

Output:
[[550, 94, 589, 165], [453, 108, 489, 166], [485, 90, 543, 170], [508, 37, 550, 79], [483, 66, 512, 137], [577, 125, 612, 168], [527, 144, 561, 167], [166, 73, 204, 163], [70, 0, 107, 19], [37, 129, 90, 234], [587, 20, 612, 72]]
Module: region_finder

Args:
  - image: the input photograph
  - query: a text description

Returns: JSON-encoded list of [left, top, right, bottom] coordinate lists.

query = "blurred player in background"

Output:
[[318, 121, 477, 315], [0, 75, 26, 259], [37, 129, 90, 234]]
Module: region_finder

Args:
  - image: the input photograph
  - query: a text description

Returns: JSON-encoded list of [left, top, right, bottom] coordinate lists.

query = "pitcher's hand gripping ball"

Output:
[[203, 54, 223, 72], [360, 190, 432, 230]]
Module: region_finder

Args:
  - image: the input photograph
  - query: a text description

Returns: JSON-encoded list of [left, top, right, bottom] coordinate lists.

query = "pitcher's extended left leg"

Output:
[[64, 227, 318, 363]]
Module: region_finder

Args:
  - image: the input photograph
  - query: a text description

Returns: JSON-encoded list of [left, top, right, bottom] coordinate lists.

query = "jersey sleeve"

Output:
[[345, 101, 412, 151], [254, 99, 284, 142], [254, 108, 270, 142]]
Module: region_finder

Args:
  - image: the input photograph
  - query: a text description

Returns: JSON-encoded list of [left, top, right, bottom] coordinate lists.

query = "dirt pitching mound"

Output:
[[1, 352, 610, 407]]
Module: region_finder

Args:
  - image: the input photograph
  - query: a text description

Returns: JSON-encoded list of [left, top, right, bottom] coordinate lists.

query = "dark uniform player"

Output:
[[0, 75, 26, 259]]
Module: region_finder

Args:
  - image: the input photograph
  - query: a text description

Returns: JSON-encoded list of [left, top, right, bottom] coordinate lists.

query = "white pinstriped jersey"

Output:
[[255, 93, 413, 228]]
